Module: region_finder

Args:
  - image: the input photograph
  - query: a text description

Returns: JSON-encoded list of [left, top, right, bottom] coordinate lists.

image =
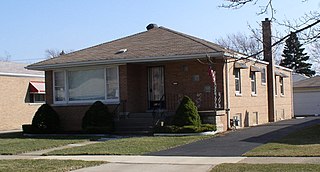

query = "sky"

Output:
[[0, 0, 319, 64]]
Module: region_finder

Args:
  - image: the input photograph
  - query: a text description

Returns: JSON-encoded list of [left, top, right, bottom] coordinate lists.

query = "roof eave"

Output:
[[26, 52, 225, 71]]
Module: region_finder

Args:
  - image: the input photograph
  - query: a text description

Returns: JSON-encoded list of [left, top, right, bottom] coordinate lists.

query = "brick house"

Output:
[[27, 23, 293, 132], [0, 61, 45, 131]]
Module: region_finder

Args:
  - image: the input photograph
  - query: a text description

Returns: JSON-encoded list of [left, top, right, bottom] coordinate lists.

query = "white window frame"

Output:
[[279, 76, 284, 96], [53, 66, 119, 105], [234, 68, 242, 96], [275, 75, 278, 96], [53, 70, 67, 103], [250, 71, 257, 96]]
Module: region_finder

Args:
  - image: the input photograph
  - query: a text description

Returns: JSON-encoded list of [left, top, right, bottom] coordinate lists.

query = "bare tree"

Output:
[[216, 27, 284, 63], [220, 0, 320, 45], [217, 32, 262, 59], [309, 42, 320, 74], [45, 49, 72, 59], [0, 51, 11, 62]]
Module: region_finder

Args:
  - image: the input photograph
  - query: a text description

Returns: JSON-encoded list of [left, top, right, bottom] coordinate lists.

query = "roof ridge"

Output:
[[159, 26, 225, 53]]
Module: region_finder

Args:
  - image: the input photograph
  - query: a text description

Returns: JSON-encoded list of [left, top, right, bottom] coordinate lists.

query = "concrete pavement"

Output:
[[150, 117, 320, 156], [1, 155, 319, 172], [1, 117, 320, 171]]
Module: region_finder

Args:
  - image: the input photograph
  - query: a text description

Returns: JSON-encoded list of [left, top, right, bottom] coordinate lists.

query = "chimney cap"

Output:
[[146, 23, 158, 30]]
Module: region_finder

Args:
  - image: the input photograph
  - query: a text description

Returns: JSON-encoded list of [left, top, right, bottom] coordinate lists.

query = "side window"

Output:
[[261, 67, 266, 84], [250, 72, 257, 95], [234, 68, 241, 95], [275, 76, 278, 96], [280, 77, 284, 95]]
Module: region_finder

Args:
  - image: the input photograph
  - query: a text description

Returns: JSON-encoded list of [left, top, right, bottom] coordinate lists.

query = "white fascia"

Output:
[[0, 72, 44, 78]]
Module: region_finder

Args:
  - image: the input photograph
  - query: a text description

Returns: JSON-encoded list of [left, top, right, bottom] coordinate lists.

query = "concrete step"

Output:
[[128, 113, 154, 118]]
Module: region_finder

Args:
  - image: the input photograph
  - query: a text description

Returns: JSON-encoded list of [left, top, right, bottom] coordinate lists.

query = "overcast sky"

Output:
[[0, 0, 319, 64]]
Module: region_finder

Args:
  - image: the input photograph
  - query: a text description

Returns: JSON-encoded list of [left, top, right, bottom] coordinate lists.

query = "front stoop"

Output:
[[114, 113, 155, 135], [199, 110, 225, 132]]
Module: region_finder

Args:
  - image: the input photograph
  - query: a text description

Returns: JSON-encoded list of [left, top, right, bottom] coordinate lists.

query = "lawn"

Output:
[[47, 136, 212, 155], [0, 132, 93, 155], [0, 159, 104, 172], [244, 124, 320, 157], [211, 163, 320, 172]]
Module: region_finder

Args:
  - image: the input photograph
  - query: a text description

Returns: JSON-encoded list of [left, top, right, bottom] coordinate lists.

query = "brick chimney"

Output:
[[262, 18, 275, 122]]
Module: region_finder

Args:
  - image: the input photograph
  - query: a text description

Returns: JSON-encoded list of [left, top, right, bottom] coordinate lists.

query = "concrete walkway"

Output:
[[1, 155, 320, 172]]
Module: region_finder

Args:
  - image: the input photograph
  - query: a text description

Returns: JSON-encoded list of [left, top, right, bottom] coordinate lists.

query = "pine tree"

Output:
[[280, 32, 315, 77]]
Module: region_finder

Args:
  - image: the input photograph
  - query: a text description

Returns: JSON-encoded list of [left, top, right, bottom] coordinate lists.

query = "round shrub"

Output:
[[31, 104, 60, 133], [82, 101, 114, 133], [172, 96, 201, 127]]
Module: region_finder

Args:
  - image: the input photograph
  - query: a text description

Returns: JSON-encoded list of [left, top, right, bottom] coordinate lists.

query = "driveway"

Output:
[[149, 117, 320, 157]]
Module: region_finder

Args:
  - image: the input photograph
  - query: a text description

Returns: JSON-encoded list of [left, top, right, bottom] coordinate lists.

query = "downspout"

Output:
[[225, 59, 231, 129]]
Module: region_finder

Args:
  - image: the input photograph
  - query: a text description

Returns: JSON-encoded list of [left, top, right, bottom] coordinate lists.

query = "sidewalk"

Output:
[[1, 154, 320, 172]]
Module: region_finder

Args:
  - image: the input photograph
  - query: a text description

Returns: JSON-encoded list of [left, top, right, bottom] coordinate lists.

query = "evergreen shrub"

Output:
[[82, 101, 114, 133], [23, 104, 60, 134], [172, 96, 201, 127]]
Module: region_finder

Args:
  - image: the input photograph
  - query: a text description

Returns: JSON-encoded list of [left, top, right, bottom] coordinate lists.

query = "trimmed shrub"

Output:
[[82, 101, 114, 133], [29, 104, 60, 133], [172, 96, 201, 127], [154, 124, 216, 133]]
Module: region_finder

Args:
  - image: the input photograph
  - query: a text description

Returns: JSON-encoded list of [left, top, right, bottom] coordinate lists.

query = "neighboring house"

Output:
[[293, 73, 309, 82], [293, 76, 320, 116], [27, 24, 293, 132], [0, 61, 45, 131]]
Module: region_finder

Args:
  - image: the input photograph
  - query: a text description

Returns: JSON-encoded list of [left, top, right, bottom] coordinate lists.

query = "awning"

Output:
[[250, 65, 262, 72], [234, 61, 248, 69], [275, 71, 289, 78], [29, 81, 45, 94]]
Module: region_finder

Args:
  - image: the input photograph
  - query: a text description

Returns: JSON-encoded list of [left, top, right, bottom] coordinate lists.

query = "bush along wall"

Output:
[[155, 96, 216, 133], [172, 96, 201, 127], [23, 104, 60, 134], [82, 101, 114, 133]]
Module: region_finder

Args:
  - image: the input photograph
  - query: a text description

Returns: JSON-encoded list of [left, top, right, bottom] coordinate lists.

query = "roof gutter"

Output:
[[0, 72, 44, 78], [26, 52, 225, 71]]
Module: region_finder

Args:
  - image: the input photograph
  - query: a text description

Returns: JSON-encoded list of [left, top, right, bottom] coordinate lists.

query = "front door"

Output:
[[148, 66, 165, 109]]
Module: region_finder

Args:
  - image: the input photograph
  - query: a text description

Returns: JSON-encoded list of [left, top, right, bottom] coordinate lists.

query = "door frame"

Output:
[[147, 66, 165, 110]]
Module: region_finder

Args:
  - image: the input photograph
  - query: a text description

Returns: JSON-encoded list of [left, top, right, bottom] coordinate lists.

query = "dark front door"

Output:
[[148, 66, 165, 109]]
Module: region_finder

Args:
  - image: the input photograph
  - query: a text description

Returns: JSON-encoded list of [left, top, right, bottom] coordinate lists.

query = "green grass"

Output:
[[47, 136, 212, 155], [244, 124, 320, 157], [0, 159, 104, 172], [0, 132, 93, 155], [211, 163, 320, 172]]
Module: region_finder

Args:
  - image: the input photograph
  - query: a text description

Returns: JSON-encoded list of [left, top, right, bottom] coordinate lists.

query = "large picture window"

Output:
[[53, 66, 119, 104]]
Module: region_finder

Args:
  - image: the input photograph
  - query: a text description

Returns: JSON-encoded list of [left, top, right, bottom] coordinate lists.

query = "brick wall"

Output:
[[0, 75, 44, 131], [274, 68, 293, 120], [228, 59, 269, 127]]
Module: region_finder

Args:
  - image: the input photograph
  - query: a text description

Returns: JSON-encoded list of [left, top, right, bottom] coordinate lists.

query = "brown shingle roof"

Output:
[[27, 26, 235, 70], [294, 76, 320, 88]]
